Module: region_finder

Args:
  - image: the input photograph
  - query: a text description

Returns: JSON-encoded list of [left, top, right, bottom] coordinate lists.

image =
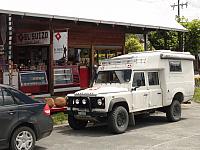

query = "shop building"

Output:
[[0, 9, 186, 96]]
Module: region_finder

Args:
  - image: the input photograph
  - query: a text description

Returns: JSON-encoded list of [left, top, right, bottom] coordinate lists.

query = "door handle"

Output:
[[8, 111, 16, 115], [157, 93, 162, 95], [143, 94, 148, 96]]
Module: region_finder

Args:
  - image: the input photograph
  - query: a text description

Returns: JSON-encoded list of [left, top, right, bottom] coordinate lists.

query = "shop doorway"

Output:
[[12, 45, 50, 94]]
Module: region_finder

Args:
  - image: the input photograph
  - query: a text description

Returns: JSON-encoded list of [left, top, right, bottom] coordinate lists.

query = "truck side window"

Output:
[[132, 72, 145, 87], [169, 61, 182, 72], [148, 72, 159, 85]]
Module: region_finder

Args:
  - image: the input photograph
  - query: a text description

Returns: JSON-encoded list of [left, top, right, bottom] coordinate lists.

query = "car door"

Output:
[[147, 71, 162, 108], [0, 87, 19, 145], [131, 72, 149, 111]]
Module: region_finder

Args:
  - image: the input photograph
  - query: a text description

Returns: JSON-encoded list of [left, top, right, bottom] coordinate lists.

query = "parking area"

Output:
[[36, 102, 200, 150]]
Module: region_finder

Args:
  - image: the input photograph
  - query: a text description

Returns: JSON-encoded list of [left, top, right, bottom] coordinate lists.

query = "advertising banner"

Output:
[[16, 30, 50, 45], [53, 31, 68, 61]]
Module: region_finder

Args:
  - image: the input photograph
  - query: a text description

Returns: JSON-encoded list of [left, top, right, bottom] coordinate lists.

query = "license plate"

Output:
[[78, 111, 86, 116]]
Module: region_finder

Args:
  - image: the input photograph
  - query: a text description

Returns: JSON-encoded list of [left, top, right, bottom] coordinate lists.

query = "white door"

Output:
[[147, 71, 162, 108], [131, 72, 149, 111]]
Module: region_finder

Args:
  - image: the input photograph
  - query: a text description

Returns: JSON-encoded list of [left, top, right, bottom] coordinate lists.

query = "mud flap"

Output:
[[128, 112, 135, 126]]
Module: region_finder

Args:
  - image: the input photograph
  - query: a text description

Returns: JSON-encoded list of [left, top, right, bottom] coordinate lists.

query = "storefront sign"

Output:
[[53, 31, 68, 61], [16, 30, 50, 45]]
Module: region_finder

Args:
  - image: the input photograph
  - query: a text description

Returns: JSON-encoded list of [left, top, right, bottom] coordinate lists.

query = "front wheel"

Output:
[[166, 100, 181, 122], [10, 127, 36, 150], [108, 106, 129, 134], [68, 115, 88, 130]]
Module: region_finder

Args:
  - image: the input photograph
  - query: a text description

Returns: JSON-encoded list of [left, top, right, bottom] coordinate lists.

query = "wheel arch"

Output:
[[108, 98, 129, 113], [172, 92, 184, 103], [9, 122, 38, 144]]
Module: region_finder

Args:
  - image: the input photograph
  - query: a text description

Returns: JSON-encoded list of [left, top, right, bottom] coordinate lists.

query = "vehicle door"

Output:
[[0, 87, 19, 144], [147, 71, 162, 108], [131, 72, 149, 111]]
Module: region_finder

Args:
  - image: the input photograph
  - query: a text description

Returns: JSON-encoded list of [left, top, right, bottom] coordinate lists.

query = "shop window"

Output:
[[68, 48, 90, 66], [169, 61, 182, 72]]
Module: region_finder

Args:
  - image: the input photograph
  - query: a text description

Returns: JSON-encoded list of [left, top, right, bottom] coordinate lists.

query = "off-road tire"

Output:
[[10, 126, 36, 150], [166, 100, 181, 122], [108, 106, 129, 134], [68, 115, 88, 130]]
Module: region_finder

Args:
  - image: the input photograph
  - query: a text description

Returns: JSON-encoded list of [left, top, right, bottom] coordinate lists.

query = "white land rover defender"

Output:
[[67, 50, 195, 134]]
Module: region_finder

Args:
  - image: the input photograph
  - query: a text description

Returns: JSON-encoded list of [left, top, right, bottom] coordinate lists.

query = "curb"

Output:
[[53, 122, 69, 128]]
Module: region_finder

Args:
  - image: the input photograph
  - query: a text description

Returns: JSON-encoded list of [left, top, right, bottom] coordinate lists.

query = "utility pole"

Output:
[[171, 0, 188, 21], [171, 0, 188, 51]]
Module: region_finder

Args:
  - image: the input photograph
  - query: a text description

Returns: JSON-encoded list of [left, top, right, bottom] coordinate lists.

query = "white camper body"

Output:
[[67, 50, 195, 133]]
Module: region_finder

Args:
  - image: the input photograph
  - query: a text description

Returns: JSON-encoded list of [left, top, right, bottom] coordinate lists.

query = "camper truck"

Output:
[[67, 50, 195, 133]]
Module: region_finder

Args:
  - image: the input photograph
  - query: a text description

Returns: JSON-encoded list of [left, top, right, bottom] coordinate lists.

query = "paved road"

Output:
[[36, 102, 200, 150]]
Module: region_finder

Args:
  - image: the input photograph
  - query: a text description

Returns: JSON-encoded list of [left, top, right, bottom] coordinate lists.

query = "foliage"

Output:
[[181, 19, 200, 55], [125, 34, 144, 52], [51, 112, 68, 125], [148, 31, 179, 51], [148, 18, 200, 55], [193, 88, 200, 103]]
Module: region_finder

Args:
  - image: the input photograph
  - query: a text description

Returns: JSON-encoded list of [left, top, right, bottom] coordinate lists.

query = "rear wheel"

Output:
[[108, 106, 129, 134], [166, 100, 181, 122], [10, 126, 36, 150], [68, 115, 88, 130]]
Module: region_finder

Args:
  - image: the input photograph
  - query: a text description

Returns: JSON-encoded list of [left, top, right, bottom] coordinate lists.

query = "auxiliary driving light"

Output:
[[75, 99, 79, 104], [82, 99, 87, 105], [97, 99, 102, 106]]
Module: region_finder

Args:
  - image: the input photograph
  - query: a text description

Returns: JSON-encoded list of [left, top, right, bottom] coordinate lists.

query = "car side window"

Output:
[[132, 72, 145, 87], [10, 89, 35, 104], [148, 72, 159, 86], [2, 88, 15, 106], [0, 88, 3, 106]]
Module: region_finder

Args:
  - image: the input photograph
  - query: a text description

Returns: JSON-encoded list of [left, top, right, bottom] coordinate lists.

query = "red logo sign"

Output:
[[55, 32, 61, 41]]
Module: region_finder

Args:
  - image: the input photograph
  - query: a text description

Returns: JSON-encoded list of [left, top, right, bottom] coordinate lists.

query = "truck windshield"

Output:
[[96, 69, 132, 84]]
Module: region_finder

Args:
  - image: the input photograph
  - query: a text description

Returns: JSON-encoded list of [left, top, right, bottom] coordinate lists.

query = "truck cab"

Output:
[[67, 50, 195, 133]]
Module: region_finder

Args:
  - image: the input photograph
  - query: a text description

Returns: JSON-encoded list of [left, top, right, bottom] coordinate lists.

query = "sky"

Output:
[[139, 0, 200, 20], [0, 0, 199, 21]]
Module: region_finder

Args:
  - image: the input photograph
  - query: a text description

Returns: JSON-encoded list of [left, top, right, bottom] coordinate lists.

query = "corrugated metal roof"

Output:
[[0, 0, 187, 32]]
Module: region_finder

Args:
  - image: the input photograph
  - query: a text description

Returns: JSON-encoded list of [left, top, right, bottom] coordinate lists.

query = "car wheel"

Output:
[[108, 106, 129, 134], [68, 115, 88, 130], [166, 100, 181, 122], [10, 126, 36, 150]]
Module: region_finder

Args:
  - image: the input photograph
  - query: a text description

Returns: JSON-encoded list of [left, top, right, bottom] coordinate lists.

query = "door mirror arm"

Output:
[[131, 86, 139, 91]]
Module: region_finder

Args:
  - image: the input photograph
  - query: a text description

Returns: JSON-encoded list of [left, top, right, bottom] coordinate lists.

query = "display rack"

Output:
[[19, 71, 48, 94]]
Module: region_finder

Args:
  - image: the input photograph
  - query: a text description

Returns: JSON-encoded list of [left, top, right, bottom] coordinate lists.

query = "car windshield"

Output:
[[95, 69, 132, 84]]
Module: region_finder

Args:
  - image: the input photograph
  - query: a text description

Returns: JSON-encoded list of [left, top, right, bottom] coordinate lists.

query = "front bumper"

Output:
[[67, 110, 107, 118]]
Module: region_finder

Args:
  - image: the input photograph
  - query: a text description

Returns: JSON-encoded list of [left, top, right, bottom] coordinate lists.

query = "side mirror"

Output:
[[131, 86, 139, 91]]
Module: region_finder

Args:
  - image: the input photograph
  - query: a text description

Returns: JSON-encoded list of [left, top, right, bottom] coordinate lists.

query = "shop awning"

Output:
[[0, 0, 187, 32]]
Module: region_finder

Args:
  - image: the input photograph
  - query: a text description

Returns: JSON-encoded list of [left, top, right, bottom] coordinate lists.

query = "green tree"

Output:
[[125, 34, 144, 52], [148, 18, 200, 55], [148, 31, 179, 51], [181, 19, 200, 55]]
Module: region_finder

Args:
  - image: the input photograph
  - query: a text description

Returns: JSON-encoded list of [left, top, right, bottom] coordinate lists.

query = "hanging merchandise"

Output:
[[53, 31, 68, 61], [0, 14, 7, 50]]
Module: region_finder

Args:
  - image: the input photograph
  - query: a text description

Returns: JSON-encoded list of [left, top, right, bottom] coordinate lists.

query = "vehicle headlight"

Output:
[[97, 99, 103, 105], [75, 99, 79, 104], [82, 99, 87, 105]]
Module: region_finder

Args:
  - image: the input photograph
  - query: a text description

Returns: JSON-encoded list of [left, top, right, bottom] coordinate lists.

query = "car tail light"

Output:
[[43, 104, 51, 116]]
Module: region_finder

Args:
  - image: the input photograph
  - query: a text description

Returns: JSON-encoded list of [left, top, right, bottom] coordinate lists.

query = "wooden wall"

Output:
[[12, 16, 125, 48]]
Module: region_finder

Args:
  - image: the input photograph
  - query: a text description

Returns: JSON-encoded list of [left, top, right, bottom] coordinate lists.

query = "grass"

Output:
[[51, 112, 68, 125], [193, 88, 200, 103]]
